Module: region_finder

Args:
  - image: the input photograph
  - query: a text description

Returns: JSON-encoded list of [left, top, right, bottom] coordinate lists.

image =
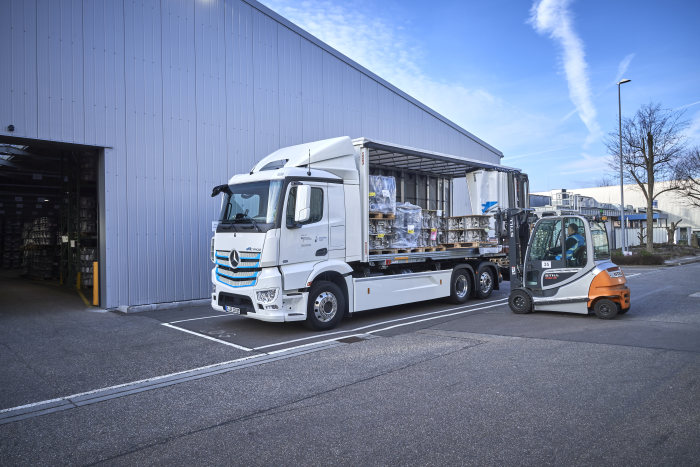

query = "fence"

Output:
[[613, 227, 669, 248]]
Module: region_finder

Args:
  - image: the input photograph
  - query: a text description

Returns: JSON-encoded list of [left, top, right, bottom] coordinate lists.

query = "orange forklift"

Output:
[[504, 211, 630, 319]]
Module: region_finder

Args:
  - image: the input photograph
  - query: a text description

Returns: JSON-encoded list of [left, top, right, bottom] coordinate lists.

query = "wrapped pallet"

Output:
[[369, 175, 396, 214], [392, 202, 422, 248]]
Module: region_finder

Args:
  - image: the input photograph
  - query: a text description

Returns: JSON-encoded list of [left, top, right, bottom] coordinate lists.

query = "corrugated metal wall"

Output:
[[0, 0, 503, 308]]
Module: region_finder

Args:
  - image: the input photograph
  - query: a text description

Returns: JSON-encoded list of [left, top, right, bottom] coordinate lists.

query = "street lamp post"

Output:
[[617, 78, 631, 254]]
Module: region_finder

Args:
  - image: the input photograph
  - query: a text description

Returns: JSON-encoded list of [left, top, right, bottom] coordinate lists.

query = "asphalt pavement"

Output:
[[1, 263, 699, 465]]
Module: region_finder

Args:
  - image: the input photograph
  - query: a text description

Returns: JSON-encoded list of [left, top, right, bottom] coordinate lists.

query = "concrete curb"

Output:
[[663, 256, 700, 267], [113, 298, 210, 314]]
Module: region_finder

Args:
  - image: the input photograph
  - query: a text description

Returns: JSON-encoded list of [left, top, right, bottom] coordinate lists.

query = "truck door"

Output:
[[280, 182, 329, 267], [524, 218, 565, 290]]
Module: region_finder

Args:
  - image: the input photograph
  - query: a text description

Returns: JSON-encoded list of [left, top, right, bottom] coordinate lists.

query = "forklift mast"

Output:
[[504, 208, 535, 289]]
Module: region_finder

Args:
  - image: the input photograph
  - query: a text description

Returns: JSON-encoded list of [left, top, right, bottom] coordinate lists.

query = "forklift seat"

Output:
[[572, 245, 587, 266]]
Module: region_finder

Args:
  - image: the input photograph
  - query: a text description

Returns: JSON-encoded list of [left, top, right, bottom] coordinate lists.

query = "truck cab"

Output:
[[211, 137, 360, 327]]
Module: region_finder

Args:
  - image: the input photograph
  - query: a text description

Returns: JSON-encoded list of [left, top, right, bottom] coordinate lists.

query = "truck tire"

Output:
[[593, 298, 619, 320], [448, 268, 472, 304], [305, 281, 345, 330], [509, 289, 532, 314], [474, 267, 494, 299]]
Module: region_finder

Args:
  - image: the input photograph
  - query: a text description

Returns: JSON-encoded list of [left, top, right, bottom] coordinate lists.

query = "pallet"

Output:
[[369, 249, 398, 255], [442, 242, 479, 249], [395, 247, 425, 253], [369, 212, 396, 219]]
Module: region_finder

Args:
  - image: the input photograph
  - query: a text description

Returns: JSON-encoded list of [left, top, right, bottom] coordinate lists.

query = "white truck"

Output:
[[210, 136, 528, 330]]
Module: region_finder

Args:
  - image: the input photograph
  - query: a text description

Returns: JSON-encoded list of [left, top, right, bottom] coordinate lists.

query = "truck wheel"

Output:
[[594, 298, 619, 319], [509, 289, 532, 314], [448, 268, 472, 304], [474, 267, 494, 299], [305, 281, 345, 330]]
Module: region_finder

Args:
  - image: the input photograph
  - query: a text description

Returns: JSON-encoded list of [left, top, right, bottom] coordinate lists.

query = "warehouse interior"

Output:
[[0, 137, 102, 307]]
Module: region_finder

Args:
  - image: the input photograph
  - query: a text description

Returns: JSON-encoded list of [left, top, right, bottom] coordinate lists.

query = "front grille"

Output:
[[215, 249, 261, 288], [217, 275, 256, 288], [217, 268, 259, 279]]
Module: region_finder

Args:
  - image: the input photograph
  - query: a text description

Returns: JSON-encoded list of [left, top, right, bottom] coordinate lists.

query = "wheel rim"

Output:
[[513, 295, 527, 311], [313, 291, 338, 322], [599, 302, 613, 316], [479, 271, 492, 294], [455, 274, 469, 299]]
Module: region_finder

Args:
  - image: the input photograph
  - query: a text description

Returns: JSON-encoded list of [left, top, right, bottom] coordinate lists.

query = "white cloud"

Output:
[[529, 0, 601, 145], [675, 100, 700, 111], [615, 53, 635, 84], [260, 0, 561, 155], [557, 152, 609, 175]]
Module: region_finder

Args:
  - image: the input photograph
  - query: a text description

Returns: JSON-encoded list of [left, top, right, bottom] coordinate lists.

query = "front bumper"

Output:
[[211, 268, 307, 322]]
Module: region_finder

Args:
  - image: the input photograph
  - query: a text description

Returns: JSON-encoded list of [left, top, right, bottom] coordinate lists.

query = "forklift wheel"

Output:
[[593, 298, 619, 320], [509, 289, 532, 314]]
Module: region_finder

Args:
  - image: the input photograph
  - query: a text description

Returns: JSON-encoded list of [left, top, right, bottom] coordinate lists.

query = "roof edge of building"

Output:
[[243, 0, 503, 159]]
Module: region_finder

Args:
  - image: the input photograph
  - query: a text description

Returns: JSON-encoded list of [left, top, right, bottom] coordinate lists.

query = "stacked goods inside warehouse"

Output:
[[0, 139, 100, 305]]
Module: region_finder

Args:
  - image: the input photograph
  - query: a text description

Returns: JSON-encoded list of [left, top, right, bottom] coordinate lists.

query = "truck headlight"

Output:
[[256, 288, 279, 303]]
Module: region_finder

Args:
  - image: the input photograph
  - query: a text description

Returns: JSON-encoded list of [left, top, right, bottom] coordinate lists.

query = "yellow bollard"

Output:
[[93, 261, 99, 306]]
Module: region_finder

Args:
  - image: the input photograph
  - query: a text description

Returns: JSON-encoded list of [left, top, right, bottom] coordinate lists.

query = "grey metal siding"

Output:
[[0, 0, 504, 308]]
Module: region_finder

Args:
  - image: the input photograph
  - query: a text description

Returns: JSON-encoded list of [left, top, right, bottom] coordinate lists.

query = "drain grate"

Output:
[[336, 335, 367, 344]]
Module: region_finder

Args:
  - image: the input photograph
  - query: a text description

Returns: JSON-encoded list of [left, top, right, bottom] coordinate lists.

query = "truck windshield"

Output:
[[220, 180, 282, 225], [591, 221, 610, 261]]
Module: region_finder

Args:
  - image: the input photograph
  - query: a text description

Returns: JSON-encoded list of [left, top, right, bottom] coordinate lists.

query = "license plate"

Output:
[[224, 306, 240, 314]]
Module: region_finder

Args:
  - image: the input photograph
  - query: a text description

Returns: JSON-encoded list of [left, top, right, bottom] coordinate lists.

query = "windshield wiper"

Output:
[[233, 214, 261, 232]]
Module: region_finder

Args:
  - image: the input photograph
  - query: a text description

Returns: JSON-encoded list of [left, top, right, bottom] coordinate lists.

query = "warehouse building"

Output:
[[0, 0, 503, 310]]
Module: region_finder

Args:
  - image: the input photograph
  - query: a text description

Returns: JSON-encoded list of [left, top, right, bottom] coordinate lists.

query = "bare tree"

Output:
[[637, 226, 646, 246], [665, 219, 682, 244], [596, 174, 616, 187], [675, 147, 700, 208], [606, 103, 689, 252]]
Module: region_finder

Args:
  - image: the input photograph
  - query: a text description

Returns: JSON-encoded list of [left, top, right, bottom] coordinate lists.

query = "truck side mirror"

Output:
[[294, 185, 311, 223]]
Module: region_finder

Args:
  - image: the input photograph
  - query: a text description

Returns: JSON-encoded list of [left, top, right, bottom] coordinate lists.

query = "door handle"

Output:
[[315, 248, 327, 256]]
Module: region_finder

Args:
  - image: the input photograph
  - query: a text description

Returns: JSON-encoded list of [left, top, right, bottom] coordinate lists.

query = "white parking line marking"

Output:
[[168, 314, 231, 324], [626, 273, 641, 278], [161, 323, 253, 351], [253, 298, 508, 351], [260, 300, 508, 354]]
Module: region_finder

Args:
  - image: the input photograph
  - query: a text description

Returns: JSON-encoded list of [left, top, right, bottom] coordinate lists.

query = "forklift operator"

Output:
[[548, 223, 585, 261]]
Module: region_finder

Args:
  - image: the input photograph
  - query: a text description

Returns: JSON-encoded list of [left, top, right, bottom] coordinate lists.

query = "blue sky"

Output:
[[260, 0, 700, 192]]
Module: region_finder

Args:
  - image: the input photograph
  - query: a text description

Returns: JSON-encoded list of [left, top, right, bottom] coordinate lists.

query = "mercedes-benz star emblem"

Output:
[[229, 250, 240, 268]]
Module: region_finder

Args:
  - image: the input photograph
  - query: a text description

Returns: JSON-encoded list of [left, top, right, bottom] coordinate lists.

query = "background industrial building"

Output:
[[532, 184, 700, 247], [0, 0, 504, 309]]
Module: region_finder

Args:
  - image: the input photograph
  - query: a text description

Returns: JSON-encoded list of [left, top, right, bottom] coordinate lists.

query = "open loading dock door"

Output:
[[0, 137, 103, 307]]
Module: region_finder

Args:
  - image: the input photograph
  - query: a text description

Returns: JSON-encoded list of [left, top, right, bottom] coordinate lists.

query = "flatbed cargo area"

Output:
[[368, 247, 504, 264], [356, 137, 527, 262]]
